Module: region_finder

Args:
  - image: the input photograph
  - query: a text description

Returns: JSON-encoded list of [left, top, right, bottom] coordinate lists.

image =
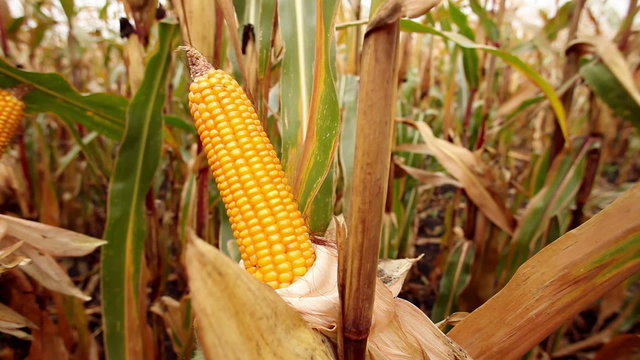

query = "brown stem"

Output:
[[340, 19, 400, 360], [615, 0, 638, 51], [213, 4, 225, 68], [0, 7, 8, 57], [462, 88, 477, 147], [569, 136, 601, 229], [550, 0, 587, 161], [353, 0, 362, 75], [17, 126, 34, 216], [463, 192, 478, 239], [196, 142, 209, 239]]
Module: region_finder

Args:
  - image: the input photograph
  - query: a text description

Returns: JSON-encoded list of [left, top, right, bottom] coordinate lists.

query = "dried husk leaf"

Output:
[[0, 214, 105, 257], [185, 231, 335, 360], [377, 256, 423, 296], [277, 232, 470, 360]]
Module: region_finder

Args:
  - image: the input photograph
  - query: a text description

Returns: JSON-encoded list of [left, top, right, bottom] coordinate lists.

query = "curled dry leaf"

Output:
[[369, 0, 443, 32], [185, 230, 335, 360], [16, 245, 91, 301], [0, 239, 30, 274], [395, 161, 463, 189], [377, 256, 423, 296], [0, 302, 37, 340], [407, 121, 515, 234], [150, 295, 196, 358], [435, 312, 469, 331], [0, 215, 103, 302], [0, 214, 106, 257]]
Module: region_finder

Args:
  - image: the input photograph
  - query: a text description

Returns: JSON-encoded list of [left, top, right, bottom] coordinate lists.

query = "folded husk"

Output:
[[277, 240, 470, 360]]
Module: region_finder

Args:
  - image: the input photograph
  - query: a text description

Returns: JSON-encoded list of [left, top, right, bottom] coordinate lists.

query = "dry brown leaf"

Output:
[[0, 239, 30, 273], [435, 312, 469, 330], [28, 310, 71, 360], [448, 183, 640, 359], [185, 231, 335, 360], [395, 161, 463, 189], [0, 302, 37, 340], [394, 143, 433, 155], [150, 295, 196, 358], [368, 0, 442, 31], [409, 121, 515, 234], [569, 36, 640, 106], [377, 256, 423, 296], [494, 83, 539, 118], [0, 159, 31, 216], [17, 245, 91, 301], [0, 214, 105, 257], [593, 334, 640, 360]]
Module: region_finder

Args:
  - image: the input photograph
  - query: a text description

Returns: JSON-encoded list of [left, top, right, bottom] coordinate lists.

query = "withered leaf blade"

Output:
[[368, 0, 442, 32], [0, 301, 36, 340], [448, 183, 640, 359], [185, 231, 335, 360], [0, 215, 105, 257], [411, 121, 515, 234], [17, 245, 91, 301]]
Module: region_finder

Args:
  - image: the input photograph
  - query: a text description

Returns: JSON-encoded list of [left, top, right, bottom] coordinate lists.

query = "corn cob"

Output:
[[0, 89, 25, 157], [183, 47, 315, 289]]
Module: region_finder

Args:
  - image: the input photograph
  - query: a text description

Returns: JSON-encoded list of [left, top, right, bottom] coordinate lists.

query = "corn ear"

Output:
[[183, 47, 315, 289]]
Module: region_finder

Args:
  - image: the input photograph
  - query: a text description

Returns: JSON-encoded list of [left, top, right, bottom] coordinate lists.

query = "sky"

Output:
[[5, 0, 634, 42]]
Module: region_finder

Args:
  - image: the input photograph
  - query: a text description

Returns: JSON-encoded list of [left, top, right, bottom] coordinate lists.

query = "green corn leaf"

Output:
[[279, 0, 340, 233], [278, 0, 316, 177], [0, 57, 126, 140], [432, 240, 476, 322], [581, 61, 640, 132], [469, 0, 500, 41], [500, 139, 597, 283], [337, 74, 359, 215], [400, 19, 568, 143], [294, 0, 340, 232], [100, 22, 179, 360], [448, 2, 480, 90]]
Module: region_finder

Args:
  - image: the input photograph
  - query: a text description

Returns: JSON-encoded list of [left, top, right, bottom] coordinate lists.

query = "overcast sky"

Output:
[[5, 0, 634, 41]]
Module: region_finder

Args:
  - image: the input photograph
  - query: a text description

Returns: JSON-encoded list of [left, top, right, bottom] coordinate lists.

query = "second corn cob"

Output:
[[0, 89, 25, 157], [183, 47, 315, 289]]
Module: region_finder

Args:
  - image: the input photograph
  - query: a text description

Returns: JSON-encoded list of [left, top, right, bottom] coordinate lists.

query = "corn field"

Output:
[[0, 0, 639, 359]]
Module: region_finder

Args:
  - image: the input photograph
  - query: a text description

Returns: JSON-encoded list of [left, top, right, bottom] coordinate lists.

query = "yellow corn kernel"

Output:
[[0, 89, 25, 156], [184, 47, 315, 289]]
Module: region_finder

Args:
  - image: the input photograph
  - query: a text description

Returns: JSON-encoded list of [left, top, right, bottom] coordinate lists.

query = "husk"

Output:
[[276, 240, 471, 360]]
